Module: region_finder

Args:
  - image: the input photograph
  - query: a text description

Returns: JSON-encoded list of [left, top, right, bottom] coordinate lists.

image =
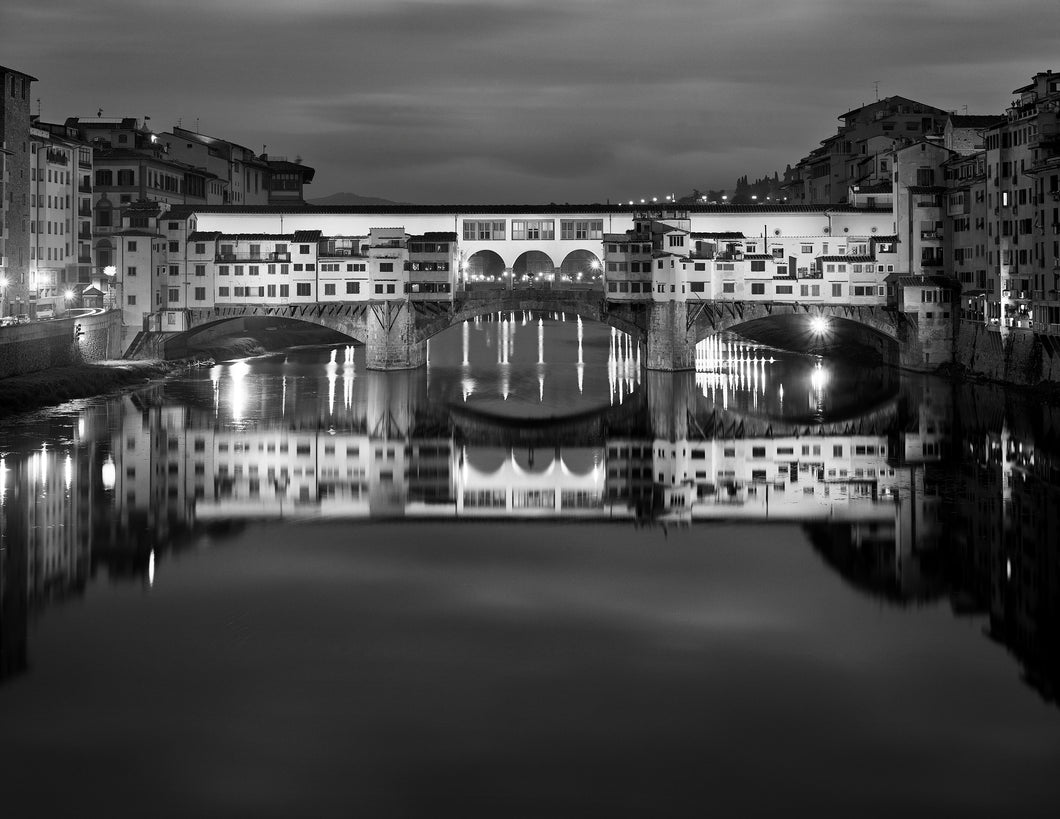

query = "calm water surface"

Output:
[[1, 315, 1058, 817]]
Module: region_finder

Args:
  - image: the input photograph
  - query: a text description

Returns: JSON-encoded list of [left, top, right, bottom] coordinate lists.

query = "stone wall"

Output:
[[0, 311, 122, 378], [956, 321, 1060, 386]]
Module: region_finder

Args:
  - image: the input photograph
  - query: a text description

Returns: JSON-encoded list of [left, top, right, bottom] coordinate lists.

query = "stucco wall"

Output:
[[0, 311, 122, 378]]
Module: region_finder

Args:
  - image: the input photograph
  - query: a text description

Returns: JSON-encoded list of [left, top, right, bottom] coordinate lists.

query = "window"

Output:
[[195, 243, 206, 254], [722, 281, 735, 293], [560, 220, 603, 240], [127, 241, 137, 252], [296, 283, 312, 296], [194, 287, 206, 301], [750, 260, 766, 272], [218, 265, 229, 276], [324, 283, 336, 296], [831, 283, 843, 297], [168, 241, 179, 253], [169, 265, 179, 276], [195, 264, 205, 277], [801, 244, 814, 254], [667, 234, 685, 248], [751, 282, 765, 295], [379, 262, 394, 273], [463, 220, 506, 240], [300, 244, 310, 254], [267, 285, 276, 297], [775, 285, 793, 294], [218, 287, 229, 297], [346, 281, 360, 294], [511, 219, 555, 240], [279, 285, 289, 297], [127, 294, 136, 305]]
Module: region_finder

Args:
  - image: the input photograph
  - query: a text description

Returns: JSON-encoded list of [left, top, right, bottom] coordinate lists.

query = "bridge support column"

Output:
[[365, 301, 426, 370], [645, 301, 697, 371]]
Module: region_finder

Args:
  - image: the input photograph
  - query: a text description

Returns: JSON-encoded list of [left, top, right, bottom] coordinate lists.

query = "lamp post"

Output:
[[104, 265, 118, 313]]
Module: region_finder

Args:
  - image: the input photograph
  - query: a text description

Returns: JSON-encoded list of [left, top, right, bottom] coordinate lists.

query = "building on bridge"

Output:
[[111, 202, 934, 369]]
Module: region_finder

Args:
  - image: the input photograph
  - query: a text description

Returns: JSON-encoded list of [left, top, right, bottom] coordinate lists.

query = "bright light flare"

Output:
[[810, 316, 829, 335]]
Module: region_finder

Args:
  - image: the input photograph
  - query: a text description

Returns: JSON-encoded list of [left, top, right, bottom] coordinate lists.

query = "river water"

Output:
[[1, 315, 1058, 817]]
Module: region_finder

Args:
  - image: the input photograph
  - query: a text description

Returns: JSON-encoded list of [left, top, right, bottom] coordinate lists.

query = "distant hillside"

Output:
[[307, 192, 410, 206]]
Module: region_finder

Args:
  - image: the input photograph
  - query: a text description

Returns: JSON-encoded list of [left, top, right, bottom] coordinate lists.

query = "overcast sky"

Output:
[[2, 0, 1058, 204]]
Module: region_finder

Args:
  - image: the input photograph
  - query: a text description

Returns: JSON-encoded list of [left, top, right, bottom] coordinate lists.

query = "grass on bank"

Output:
[[0, 359, 204, 416]]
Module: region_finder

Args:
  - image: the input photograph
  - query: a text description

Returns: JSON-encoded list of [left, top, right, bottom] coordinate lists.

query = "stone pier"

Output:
[[644, 301, 697, 371], [365, 301, 426, 370]]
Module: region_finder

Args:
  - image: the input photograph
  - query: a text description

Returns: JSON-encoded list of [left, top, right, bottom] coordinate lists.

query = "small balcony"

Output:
[[78, 181, 91, 193], [78, 204, 92, 217], [78, 253, 92, 264], [46, 148, 69, 166]]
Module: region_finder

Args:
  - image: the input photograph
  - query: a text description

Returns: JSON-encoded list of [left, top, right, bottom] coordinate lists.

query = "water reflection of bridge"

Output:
[[2, 364, 1059, 706]]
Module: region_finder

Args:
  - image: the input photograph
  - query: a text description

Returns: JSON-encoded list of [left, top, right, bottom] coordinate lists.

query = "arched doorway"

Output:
[[464, 250, 506, 283], [559, 250, 602, 285], [512, 251, 556, 285]]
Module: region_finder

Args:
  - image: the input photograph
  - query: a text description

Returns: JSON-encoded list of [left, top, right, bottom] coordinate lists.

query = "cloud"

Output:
[[1, 0, 1058, 201]]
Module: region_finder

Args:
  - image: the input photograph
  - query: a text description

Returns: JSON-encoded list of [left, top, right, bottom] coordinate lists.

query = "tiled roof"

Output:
[[817, 255, 875, 263], [897, 275, 959, 288], [908, 185, 947, 194], [691, 232, 746, 239], [292, 230, 322, 242], [159, 203, 889, 219], [188, 231, 223, 241]]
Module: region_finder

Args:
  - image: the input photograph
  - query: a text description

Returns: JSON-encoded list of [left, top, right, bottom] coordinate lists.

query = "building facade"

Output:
[[0, 65, 36, 319]]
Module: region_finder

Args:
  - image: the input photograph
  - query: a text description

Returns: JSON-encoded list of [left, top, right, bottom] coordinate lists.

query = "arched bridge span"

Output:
[[157, 295, 918, 371]]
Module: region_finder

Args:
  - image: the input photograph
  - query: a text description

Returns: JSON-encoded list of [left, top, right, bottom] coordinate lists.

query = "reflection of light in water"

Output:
[[577, 316, 583, 365], [101, 454, 116, 490], [77, 416, 85, 440], [64, 454, 73, 492], [281, 375, 288, 418], [578, 363, 584, 395], [228, 361, 250, 420], [38, 445, 48, 491], [462, 374, 475, 402], [343, 353, 355, 410], [811, 362, 829, 392], [148, 550, 155, 588], [326, 358, 338, 415], [538, 318, 544, 364], [463, 321, 470, 366], [538, 369, 544, 402], [211, 366, 221, 416], [0, 457, 6, 503]]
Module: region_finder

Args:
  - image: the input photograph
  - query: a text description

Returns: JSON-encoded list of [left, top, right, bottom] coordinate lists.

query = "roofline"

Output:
[[161, 203, 891, 218]]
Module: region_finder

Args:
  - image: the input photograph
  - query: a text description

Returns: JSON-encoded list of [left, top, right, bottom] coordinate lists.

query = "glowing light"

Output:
[[1006, 558, 1012, 580], [148, 550, 156, 587], [228, 360, 250, 421], [101, 455, 116, 490], [64, 289, 75, 300], [810, 316, 829, 335], [64, 454, 73, 491], [811, 362, 829, 392]]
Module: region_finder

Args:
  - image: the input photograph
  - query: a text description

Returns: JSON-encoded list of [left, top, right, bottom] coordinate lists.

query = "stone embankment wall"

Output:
[[955, 321, 1060, 386], [0, 311, 122, 379]]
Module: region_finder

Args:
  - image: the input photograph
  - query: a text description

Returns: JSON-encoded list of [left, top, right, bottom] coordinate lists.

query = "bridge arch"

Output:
[[690, 301, 905, 360], [415, 293, 647, 347], [161, 307, 367, 359]]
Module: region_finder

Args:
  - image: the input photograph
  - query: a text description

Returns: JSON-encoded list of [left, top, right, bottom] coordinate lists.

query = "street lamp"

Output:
[[0, 275, 7, 319], [104, 265, 118, 310]]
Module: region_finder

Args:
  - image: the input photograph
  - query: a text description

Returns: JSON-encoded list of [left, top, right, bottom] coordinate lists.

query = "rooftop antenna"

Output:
[[195, 117, 200, 133], [873, 80, 880, 101], [36, 97, 41, 117], [97, 107, 103, 117]]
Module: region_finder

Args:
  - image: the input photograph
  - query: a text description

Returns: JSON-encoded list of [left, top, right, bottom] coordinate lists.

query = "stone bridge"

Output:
[[158, 288, 925, 371]]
